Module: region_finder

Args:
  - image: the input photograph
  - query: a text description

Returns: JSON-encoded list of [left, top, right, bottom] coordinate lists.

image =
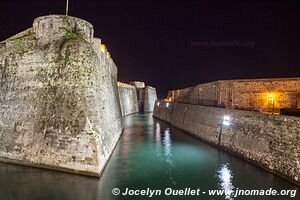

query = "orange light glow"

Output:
[[268, 93, 274, 103], [107, 52, 111, 59], [262, 92, 280, 111], [100, 44, 106, 53], [164, 97, 173, 103]]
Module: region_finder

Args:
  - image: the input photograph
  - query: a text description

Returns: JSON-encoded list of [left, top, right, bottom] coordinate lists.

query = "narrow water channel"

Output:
[[0, 113, 298, 200]]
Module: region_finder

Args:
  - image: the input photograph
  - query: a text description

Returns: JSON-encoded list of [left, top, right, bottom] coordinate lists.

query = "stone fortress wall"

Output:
[[128, 81, 157, 113], [117, 81, 157, 116], [130, 81, 146, 112], [0, 15, 158, 176], [0, 14, 142, 177], [117, 82, 139, 116], [33, 15, 94, 44], [144, 86, 158, 112], [168, 78, 300, 112]]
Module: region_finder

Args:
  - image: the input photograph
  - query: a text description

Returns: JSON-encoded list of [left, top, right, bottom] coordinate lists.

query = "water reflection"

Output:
[[163, 128, 177, 185], [163, 128, 171, 157], [217, 163, 235, 200], [155, 123, 161, 152]]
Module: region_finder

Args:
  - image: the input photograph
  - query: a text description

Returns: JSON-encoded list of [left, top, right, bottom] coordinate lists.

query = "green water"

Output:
[[0, 113, 298, 200]]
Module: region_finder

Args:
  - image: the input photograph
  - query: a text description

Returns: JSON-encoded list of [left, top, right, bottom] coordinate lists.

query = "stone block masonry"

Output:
[[117, 82, 139, 116], [0, 15, 123, 177], [117, 82, 157, 116], [144, 86, 158, 112], [129, 81, 158, 112], [168, 78, 300, 112], [154, 101, 300, 186]]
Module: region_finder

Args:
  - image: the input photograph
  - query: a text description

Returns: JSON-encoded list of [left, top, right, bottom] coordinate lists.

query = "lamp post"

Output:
[[272, 99, 275, 114], [66, 0, 69, 16], [268, 93, 275, 114], [218, 116, 231, 144]]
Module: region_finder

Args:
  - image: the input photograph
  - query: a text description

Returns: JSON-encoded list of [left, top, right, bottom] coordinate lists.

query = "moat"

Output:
[[0, 113, 298, 200]]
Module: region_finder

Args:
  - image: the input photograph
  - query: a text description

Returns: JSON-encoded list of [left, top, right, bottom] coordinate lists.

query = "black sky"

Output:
[[0, 0, 299, 98]]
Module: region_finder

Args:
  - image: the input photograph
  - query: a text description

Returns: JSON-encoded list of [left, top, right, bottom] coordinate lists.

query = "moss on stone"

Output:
[[8, 38, 35, 58], [269, 141, 277, 152], [31, 39, 97, 134], [64, 28, 84, 43]]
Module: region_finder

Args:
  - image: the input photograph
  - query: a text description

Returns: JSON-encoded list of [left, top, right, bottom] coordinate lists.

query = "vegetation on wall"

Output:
[[32, 38, 97, 134], [64, 29, 84, 43]]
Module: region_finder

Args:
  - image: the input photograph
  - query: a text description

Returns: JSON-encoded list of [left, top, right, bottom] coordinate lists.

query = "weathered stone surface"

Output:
[[144, 86, 157, 112], [0, 15, 123, 176], [119, 81, 157, 113], [168, 78, 300, 112], [129, 81, 145, 89], [117, 82, 139, 116], [154, 101, 300, 186]]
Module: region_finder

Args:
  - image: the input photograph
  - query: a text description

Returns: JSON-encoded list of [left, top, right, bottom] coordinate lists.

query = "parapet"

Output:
[[117, 82, 136, 89], [129, 81, 145, 89], [145, 85, 156, 90], [33, 15, 94, 44]]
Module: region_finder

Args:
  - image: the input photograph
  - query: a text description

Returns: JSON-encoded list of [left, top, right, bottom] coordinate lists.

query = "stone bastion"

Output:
[[0, 15, 123, 177]]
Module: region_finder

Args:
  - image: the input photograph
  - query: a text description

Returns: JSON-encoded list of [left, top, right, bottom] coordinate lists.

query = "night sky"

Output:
[[0, 0, 299, 98]]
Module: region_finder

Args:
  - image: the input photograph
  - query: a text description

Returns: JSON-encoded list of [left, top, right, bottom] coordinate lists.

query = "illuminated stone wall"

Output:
[[229, 79, 299, 111], [130, 81, 146, 112], [144, 86, 158, 112], [117, 82, 139, 116], [168, 78, 300, 111], [0, 15, 123, 177], [129, 81, 145, 89], [169, 82, 218, 106], [127, 81, 157, 112], [154, 101, 300, 186], [33, 15, 94, 45]]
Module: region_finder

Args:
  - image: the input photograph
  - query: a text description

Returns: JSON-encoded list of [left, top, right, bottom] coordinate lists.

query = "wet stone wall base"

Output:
[[154, 101, 300, 186], [0, 15, 123, 176]]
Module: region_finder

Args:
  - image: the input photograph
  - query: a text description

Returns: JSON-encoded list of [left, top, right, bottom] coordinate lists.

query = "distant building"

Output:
[[167, 78, 300, 113]]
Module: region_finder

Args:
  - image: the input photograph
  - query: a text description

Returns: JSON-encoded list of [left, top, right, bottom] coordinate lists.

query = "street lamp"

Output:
[[223, 116, 231, 126], [218, 115, 231, 144], [268, 93, 275, 114], [66, 0, 69, 16]]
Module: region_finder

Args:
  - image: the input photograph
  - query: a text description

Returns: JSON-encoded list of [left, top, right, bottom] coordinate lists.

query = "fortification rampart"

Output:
[[127, 81, 157, 112], [33, 15, 94, 44], [0, 15, 122, 177], [144, 86, 158, 112], [168, 78, 300, 112], [117, 82, 139, 116]]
